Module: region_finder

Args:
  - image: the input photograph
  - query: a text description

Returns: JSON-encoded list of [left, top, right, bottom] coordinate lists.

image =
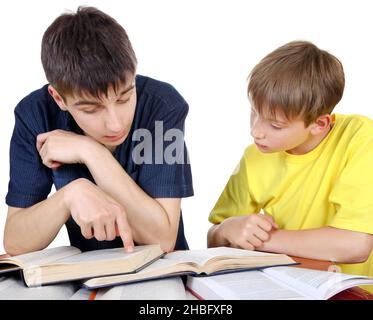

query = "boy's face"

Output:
[[250, 106, 331, 155], [49, 74, 137, 151]]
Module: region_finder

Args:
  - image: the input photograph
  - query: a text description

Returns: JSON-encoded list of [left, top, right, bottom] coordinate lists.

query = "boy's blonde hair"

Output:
[[248, 41, 345, 127]]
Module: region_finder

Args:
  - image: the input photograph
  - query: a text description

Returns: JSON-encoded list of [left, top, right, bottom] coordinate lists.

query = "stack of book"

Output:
[[1, 245, 372, 300]]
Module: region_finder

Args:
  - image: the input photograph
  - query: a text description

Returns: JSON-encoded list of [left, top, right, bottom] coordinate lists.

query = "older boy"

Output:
[[4, 7, 193, 256], [208, 41, 373, 285]]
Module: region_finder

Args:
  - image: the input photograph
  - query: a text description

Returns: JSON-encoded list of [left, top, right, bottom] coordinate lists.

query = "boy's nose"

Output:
[[105, 112, 123, 133], [250, 126, 265, 140], [106, 122, 123, 134]]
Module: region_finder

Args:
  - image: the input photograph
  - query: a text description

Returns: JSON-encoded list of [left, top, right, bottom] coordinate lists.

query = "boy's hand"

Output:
[[36, 130, 102, 169], [219, 213, 278, 251], [64, 178, 134, 253]]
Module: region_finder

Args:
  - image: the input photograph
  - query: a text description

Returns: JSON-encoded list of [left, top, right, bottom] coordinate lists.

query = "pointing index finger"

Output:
[[116, 216, 134, 253]]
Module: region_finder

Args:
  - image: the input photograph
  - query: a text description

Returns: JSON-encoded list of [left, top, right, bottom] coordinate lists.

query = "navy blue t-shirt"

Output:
[[6, 75, 194, 251]]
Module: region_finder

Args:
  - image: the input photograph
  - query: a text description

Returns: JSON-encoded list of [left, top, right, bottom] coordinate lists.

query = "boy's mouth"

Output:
[[104, 130, 126, 141], [255, 141, 268, 150]]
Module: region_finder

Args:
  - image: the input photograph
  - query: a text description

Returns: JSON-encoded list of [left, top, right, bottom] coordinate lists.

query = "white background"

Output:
[[0, 0, 372, 252]]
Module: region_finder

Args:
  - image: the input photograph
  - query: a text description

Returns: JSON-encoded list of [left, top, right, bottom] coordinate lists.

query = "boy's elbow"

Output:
[[3, 229, 43, 256], [3, 237, 23, 257], [349, 245, 372, 263], [160, 242, 175, 254], [344, 250, 370, 264], [160, 235, 177, 253], [339, 234, 373, 263], [3, 228, 16, 256]]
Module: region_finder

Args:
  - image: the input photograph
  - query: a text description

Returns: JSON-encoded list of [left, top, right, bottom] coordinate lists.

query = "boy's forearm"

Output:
[[83, 145, 177, 250], [4, 186, 71, 255], [207, 224, 230, 247], [257, 227, 373, 263]]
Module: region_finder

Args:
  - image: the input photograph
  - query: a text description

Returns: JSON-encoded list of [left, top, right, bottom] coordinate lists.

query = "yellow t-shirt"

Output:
[[209, 113, 373, 292]]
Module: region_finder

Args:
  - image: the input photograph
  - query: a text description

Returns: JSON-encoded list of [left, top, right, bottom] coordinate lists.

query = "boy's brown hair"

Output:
[[247, 41, 345, 127], [41, 6, 137, 99]]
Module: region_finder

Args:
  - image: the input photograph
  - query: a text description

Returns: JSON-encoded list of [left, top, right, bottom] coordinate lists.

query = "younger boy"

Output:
[[208, 41, 373, 285]]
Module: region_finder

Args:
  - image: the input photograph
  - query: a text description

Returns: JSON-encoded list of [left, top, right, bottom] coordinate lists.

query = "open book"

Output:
[[0, 244, 163, 287], [186, 266, 373, 300], [83, 247, 296, 289]]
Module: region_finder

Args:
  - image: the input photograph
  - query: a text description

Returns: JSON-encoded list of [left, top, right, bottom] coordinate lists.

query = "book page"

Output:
[[83, 258, 194, 289], [322, 277, 373, 299], [0, 265, 21, 274], [2, 246, 81, 268], [95, 277, 187, 300], [165, 247, 274, 265], [187, 270, 308, 300], [0, 274, 78, 300], [53, 245, 160, 265], [262, 266, 366, 299], [56, 248, 130, 264]]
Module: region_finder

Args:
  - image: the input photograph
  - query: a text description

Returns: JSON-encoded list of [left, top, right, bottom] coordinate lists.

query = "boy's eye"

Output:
[[82, 109, 98, 114], [117, 98, 130, 104], [271, 124, 282, 130]]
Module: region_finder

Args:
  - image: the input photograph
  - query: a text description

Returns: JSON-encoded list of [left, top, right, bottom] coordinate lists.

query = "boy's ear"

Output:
[[310, 114, 332, 135], [48, 85, 68, 111]]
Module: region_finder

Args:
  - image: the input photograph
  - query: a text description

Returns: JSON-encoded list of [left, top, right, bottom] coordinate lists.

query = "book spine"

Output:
[[19, 270, 29, 287]]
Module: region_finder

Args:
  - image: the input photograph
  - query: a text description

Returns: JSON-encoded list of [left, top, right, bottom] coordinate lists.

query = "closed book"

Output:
[[0, 244, 163, 287]]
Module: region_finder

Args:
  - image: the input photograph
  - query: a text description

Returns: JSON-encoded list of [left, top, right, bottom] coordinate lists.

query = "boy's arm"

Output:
[[37, 130, 183, 253], [4, 189, 70, 256], [257, 227, 373, 263], [4, 178, 134, 256], [207, 214, 278, 250], [207, 216, 373, 263], [83, 144, 181, 253], [207, 224, 230, 248]]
